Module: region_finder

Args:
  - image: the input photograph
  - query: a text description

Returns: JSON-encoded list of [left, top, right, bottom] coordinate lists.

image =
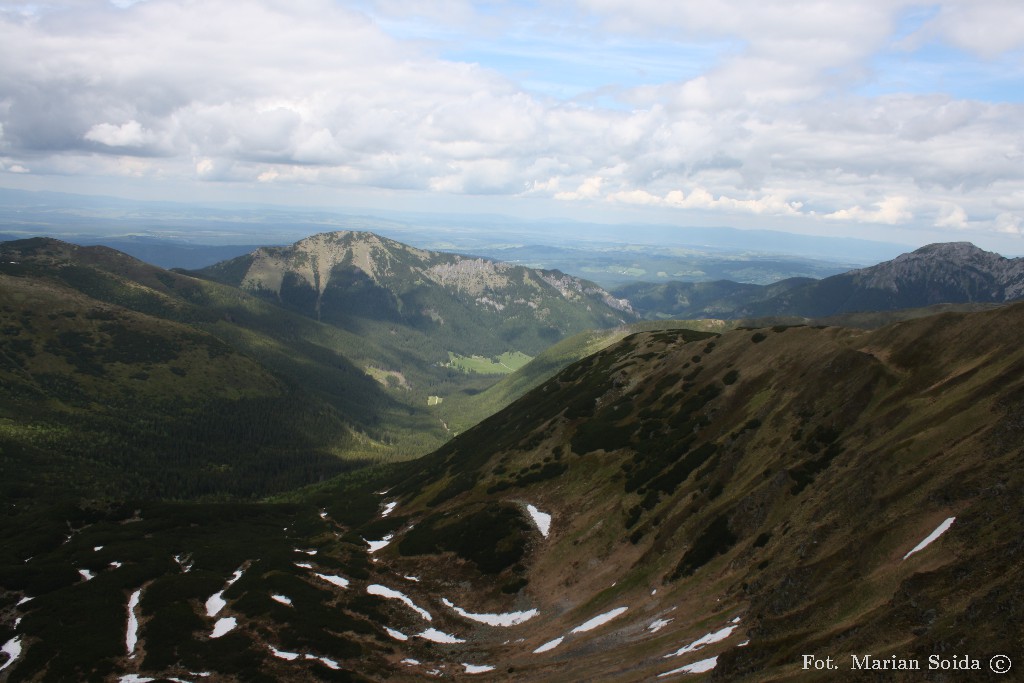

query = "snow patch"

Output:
[[464, 663, 496, 674], [110, 561, 123, 569], [270, 594, 293, 606], [173, 554, 193, 572], [118, 676, 155, 683], [903, 517, 956, 560], [210, 617, 236, 638], [268, 645, 337, 669], [442, 598, 538, 626], [205, 591, 227, 617], [402, 658, 421, 666], [365, 534, 394, 553], [294, 562, 313, 569], [367, 584, 432, 621], [1, 636, 23, 673], [304, 653, 340, 670], [381, 501, 398, 517], [664, 625, 738, 658], [659, 655, 718, 677], [205, 567, 245, 617], [526, 504, 551, 537], [649, 618, 673, 633], [126, 589, 142, 656], [79, 568, 95, 581], [571, 606, 628, 633], [416, 628, 465, 644], [315, 573, 350, 589], [16, 597, 32, 606], [533, 637, 564, 653], [385, 627, 409, 641], [93, 545, 103, 552], [294, 548, 317, 556]]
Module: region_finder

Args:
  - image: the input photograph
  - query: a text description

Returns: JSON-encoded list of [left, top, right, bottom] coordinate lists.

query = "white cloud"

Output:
[[1, 159, 30, 173], [555, 176, 603, 200], [994, 213, 1023, 235], [825, 196, 913, 224], [934, 203, 969, 229], [913, 1, 1024, 58], [0, 0, 1021, 246], [606, 186, 803, 217], [84, 120, 153, 148]]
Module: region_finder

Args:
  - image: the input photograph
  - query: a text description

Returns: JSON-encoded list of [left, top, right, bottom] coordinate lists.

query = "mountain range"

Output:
[[617, 242, 1024, 320], [1, 232, 1023, 680], [1, 299, 1020, 681]]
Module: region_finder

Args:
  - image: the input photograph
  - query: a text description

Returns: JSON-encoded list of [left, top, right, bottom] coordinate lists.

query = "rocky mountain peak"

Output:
[[845, 241, 1024, 300], [906, 241, 1003, 264]]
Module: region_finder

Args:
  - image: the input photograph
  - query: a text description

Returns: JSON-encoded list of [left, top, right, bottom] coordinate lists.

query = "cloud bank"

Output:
[[0, 0, 1022, 246]]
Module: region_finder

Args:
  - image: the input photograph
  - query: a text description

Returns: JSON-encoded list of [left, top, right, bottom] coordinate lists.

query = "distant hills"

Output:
[[618, 242, 1024, 319], [3, 301, 1021, 681]]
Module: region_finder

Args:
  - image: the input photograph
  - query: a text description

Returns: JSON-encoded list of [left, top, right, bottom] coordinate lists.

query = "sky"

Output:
[[1, 0, 1023, 252]]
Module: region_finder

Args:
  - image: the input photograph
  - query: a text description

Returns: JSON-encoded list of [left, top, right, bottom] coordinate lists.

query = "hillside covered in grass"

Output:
[[2, 303, 1021, 681]]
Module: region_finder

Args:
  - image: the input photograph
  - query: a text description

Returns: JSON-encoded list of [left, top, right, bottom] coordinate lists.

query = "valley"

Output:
[[0, 231, 1022, 682]]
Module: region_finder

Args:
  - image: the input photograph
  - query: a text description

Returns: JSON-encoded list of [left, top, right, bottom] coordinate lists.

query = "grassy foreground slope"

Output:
[[3, 304, 1022, 681]]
